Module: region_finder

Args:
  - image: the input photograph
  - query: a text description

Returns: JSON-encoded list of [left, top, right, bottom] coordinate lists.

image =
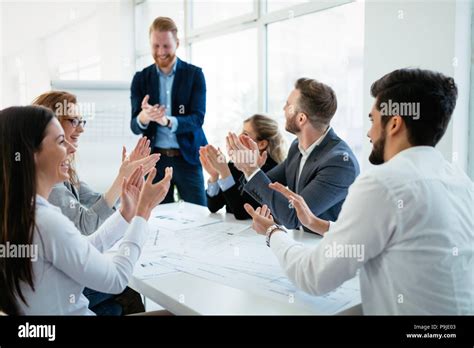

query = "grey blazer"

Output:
[[48, 181, 116, 236], [244, 128, 360, 230]]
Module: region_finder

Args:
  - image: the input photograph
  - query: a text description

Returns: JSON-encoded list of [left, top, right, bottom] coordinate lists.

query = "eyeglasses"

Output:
[[63, 117, 87, 128]]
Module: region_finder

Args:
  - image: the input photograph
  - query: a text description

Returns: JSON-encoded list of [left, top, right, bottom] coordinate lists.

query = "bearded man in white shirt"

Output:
[[243, 68, 473, 315]]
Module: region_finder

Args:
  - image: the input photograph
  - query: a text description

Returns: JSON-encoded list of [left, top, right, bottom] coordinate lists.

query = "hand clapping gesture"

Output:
[[243, 203, 276, 235], [269, 182, 329, 235], [123, 136, 151, 162], [138, 95, 168, 127], [119, 137, 160, 180], [104, 136, 160, 208], [225, 132, 267, 177], [199, 145, 231, 182], [136, 167, 173, 220], [120, 165, 145, 222], [120, 166, 173, 222]]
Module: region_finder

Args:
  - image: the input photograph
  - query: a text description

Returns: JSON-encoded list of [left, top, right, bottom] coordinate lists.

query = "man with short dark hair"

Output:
[[226, 77, 360, 230], [130, 16, 207, 206], [244, 68, 473, 315]]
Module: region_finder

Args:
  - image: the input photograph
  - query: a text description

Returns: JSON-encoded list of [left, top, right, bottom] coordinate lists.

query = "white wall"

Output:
[[362, 0, 472, 173], [0, 0, 137, 192], [470, 4, 474, 180], [0, 0, 135, 108], [453, 0, 473, 177]]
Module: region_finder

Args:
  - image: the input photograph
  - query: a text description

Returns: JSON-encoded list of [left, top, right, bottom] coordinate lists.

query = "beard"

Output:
[[285, 113, 300, 134], [368, 130, 386, 165], [154, 53, 176, 70]]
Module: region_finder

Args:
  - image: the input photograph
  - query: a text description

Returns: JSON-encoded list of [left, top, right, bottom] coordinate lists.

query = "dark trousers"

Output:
[[83, 287, 145, 316], [152, 152, 207, 206], [83, 287, 122, 316]]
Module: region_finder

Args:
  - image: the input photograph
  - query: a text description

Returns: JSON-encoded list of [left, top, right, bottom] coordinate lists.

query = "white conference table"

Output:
[[127, 202, 362, 315]]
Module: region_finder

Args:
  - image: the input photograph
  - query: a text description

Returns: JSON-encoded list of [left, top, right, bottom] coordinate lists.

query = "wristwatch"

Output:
[[166, 117, 171, 128], [265, 224, 285, 247]]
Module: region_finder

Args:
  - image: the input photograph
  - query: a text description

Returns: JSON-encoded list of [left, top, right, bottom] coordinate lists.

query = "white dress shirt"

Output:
[[269, 146, 474, 314], [18, 195, 149, 315]]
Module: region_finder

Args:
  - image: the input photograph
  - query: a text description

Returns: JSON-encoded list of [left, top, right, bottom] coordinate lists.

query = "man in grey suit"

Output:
[[226, 78, 359, 232]]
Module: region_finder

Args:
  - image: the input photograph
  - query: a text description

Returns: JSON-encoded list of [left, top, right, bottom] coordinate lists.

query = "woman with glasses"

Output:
[[32, 91, 160, 315], [64, 116, 87, 128], [32, 91, 159, 235]]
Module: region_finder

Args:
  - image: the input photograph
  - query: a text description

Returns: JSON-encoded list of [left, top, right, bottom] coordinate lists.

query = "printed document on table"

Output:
[[131, 218, 361, 314]]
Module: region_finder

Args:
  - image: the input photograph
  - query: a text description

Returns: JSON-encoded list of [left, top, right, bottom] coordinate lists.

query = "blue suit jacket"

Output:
[[130, 58, 207, 165], [244, 128, 360, 230]]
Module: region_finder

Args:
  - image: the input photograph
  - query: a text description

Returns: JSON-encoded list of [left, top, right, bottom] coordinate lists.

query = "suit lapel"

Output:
[[297, 129, 337, 190], [171, 58, 182, 115], [287, 150, 302, 192], [65, 181, 79, 200], [149, 64, 160, 105]]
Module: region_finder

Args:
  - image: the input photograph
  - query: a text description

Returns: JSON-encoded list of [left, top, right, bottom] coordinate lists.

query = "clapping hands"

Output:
[[138, 95, 168, 127]]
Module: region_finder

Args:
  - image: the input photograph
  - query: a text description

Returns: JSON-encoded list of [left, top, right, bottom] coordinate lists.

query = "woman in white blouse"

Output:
[[0, 105, 172, 315], [32, 90, 160, 315]]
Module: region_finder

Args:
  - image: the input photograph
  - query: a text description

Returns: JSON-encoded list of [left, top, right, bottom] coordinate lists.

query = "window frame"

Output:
[[135, 0, 354, 112], [469, 3, 474, 180]]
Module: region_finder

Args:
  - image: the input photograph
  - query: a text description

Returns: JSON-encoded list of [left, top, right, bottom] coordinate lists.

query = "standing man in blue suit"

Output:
[[130, 17, 207, 206], [227, 78, 360, 232]]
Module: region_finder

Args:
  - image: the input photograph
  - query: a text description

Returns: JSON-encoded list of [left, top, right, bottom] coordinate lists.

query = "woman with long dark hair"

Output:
[[0, 105, 172, 315]]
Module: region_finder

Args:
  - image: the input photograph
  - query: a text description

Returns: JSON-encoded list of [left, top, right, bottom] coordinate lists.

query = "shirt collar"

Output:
[[36, 194, 50, 207], [156, 59, 177, 77], [36, 194, 63, 213], [298, 126, 331, 157], [389, 145, 442, 162]]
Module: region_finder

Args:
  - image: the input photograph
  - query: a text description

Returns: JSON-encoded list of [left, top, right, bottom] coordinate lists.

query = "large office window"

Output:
[[191, 28, 258, 150], [267, 1, 364, 158], [191, 0, 254, 29], [266, 0, 312, 12], [134, 0, 365, 162], [470, 3, 474, 180]]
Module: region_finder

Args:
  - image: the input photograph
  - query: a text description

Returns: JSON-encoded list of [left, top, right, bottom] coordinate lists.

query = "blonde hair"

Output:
[[244, 114, 286, 163], [32, 91, 80, 188], [149, 16, 178, 40]]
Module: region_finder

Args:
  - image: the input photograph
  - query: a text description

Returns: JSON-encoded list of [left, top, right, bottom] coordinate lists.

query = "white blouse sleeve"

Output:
[[37, 208, 149, 294], [86, 210, 129, 252]]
